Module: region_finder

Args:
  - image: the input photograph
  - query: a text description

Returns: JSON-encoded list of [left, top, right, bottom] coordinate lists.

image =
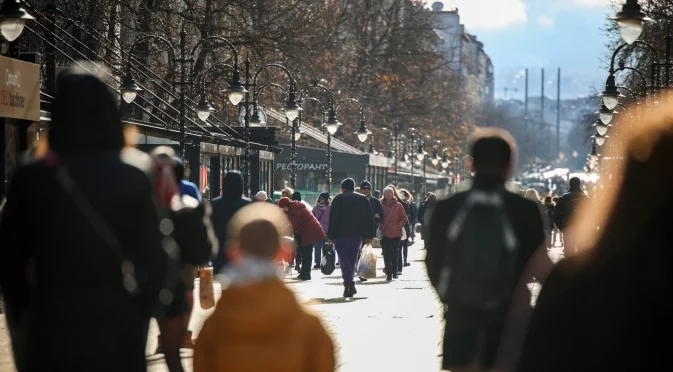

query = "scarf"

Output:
[[217, 255, 282, 289]]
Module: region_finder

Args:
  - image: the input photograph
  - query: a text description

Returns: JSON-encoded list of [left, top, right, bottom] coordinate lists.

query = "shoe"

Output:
[[404, 262, 410, 267], [154, 335, 163, 355], [383, 268, 387, 274], [294, 265, 301, 272], [408, 241, 415, 246], [393, 273, 399, 279], [313, 264, 321, 269], [182, 330, 195, 349], [358, 277, 368, 282], [386, 275, 392, 282], [294, 275, 310, 281], [350, 282, 358, 295], [343, 283, 354, 298], [397, 271, 403, 275]]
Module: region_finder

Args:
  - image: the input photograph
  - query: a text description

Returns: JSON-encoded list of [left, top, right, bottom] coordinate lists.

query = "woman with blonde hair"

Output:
[[516, 95, 673, 371]]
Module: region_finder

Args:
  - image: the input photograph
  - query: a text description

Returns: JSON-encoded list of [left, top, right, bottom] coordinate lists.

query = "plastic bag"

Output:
[[199, 266, 215, 309], [357, 243, 378, 279]]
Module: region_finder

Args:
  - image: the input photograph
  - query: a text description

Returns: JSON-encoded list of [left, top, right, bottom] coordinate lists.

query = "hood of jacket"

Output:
[[222, 171, 244, 199], [49, 69, 124, 155], [210, 279, 302, 340]]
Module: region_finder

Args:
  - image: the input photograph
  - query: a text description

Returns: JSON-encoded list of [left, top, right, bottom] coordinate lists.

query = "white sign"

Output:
[[276, 163, 328, 171]]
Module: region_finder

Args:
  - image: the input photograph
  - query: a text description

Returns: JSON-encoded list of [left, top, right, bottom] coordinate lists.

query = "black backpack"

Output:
[[320, 242, 336, 275], [171, 195, 217, 265], [437, 189, 519, 312]]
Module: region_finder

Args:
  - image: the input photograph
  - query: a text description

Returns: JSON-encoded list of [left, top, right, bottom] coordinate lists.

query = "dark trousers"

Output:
[[381, 237, 401, 276], [397, 238, 408, 272], [335, 236, 363, 284], [298, 245, 313, 279]]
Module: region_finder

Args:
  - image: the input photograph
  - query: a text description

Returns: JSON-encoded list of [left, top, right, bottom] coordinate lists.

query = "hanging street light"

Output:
[[590, 137, 600, 163], [416, 143, 425, 160], [249, 107, 267, 126], [282, 88, 301, 122], [196, 93, 213, 122], [596, 104, 616, 125], [294, 126, 304, 141], [223, 67, 247, 106], [594, 133, 608, 147], [611, 0, 652, 45], [593, 120, 611, 136], [0, 0, 34, 42], [598, 75, 625, 110], [441, 153, 450, 168], [119, 71, 142, 104], [431, 148, 439, 166], [324, 108, 341, 135], [356, 119, 371, 143]]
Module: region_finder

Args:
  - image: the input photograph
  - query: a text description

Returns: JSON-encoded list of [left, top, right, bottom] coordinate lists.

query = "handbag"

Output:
[[320, 243, 336, 275], [377, 204, 394, 240], [199, 266, 215, 309]]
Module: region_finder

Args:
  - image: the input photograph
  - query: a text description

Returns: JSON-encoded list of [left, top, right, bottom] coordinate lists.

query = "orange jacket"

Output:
[[194, 279, 335, 372]]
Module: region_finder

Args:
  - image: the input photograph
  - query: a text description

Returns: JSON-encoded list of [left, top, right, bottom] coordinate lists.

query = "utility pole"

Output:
[[557, 68, 562, 158], [541, 68, 545, 154]]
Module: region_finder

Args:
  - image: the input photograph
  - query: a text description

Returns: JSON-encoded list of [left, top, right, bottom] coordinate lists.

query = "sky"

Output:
[[426, 0, 619, 99]]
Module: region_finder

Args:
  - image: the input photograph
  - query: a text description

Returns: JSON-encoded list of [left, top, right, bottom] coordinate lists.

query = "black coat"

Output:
[[211, 171, 251, 273], [0, 151, 167, 372], [328, 191, 376, 240], [367, 196, 384, 235]]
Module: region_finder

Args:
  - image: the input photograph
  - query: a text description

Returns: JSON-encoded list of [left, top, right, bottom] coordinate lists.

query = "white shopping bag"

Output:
[[357, 243, 378, 279]]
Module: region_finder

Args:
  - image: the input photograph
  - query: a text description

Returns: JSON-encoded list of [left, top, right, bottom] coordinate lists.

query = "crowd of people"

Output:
[[1, 67, 672, 372]]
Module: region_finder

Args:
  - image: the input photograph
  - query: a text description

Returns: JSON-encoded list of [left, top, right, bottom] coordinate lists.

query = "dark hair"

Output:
[[470, 129, 515, 174], [544, 196, 553, 204], [172, 157, 185, 182], [569, 177, 582, 190]]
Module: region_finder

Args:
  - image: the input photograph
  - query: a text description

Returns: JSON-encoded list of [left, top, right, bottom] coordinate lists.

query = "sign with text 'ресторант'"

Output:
[[276, 162, 328, 171], [0, 56, 40, 122]]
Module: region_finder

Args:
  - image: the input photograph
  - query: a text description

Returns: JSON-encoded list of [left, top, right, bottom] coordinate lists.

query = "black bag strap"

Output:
[[45, 152, 140, 296]]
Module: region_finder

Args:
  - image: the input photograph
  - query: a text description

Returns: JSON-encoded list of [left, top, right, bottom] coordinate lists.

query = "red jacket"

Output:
[[286, 201, 326, 246], [379, 199, 408, 238]]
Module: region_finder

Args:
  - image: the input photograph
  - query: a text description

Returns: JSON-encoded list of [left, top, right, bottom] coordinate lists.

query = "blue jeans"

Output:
[[335, 236, 363, 284], [314, 239, 327, 265]]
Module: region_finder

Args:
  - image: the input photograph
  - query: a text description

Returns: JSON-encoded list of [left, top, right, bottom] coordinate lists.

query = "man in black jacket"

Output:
[[328, 178, 376, 297], [357, 180, 383, 282], [553, 177, 588, 257], [425, 129, 551, 372], [211, 171, 251, 273]]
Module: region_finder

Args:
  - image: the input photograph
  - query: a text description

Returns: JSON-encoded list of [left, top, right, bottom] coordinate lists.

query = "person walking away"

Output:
[[254, 190, 269, 202], [518, 101, 673, 372], [551, 195, 561, 246], [290, 191, 303, 270], [327, 178, 375, 297], [379, 187, 408, 281], [358, 181, 383, 282], [401, 189, 418, 246], [312, 192, 331, 269], [425, 129, 550, 372], [179, 168, 201, 202], [553, 177, 588, 257], [418, 193, 438, 241], [278, 197, 326, 280], [151, 152, 217, 371], [211, 171, 251, 273], [398, 189, 416, 267], [0, 68, 168, 372], [194, 203, 335, 372], [543, 196, 556, 249]]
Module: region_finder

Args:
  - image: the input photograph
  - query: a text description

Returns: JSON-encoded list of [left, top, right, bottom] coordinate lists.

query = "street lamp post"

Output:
[[0, 0, 34, 42], [328, 97, 371, 191]]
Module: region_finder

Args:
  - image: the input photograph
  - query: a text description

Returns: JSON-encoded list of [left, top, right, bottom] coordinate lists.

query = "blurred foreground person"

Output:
[[151, 149, 217, 371], [518, 101, 673, 372], [425, 128, 550, 372], [211, 171, 251, 273], [194, 203, 335, 372], [0, 68, 167, 371]]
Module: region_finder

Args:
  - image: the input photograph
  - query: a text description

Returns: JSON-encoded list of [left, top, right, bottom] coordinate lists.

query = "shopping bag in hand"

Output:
[[199, 266, 215, 309], [321, 243, 336, 275], [357, 243, 378, 279]]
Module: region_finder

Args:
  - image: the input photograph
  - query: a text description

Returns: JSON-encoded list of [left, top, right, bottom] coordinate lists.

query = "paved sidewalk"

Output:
[[1, 241, 564, 372]]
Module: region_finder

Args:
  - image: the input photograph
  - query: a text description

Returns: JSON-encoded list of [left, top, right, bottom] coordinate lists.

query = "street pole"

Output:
[[410, 133, 415, 194], [179, 23, 186, 159], [393, 125, 398, 185], [243, 54, 251, 196], [422, 156, 427, 196], [327, 132, 332, 194], [290, 118, 297, 189]]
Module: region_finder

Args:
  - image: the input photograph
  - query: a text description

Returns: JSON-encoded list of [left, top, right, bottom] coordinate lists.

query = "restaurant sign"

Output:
[[0, 56, 40, 121], [276, 162, 328, 171]]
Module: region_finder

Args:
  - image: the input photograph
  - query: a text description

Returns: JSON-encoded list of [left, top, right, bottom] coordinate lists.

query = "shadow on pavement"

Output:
[[305, 297, 368, 305]]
